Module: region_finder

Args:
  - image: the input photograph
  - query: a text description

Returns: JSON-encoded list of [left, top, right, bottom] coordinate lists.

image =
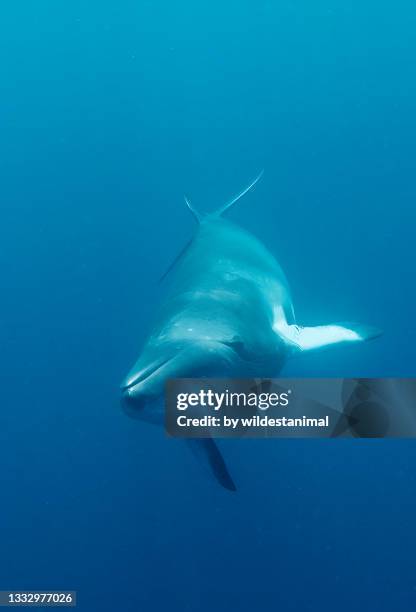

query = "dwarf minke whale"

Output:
[[121, 172, 381, 490]]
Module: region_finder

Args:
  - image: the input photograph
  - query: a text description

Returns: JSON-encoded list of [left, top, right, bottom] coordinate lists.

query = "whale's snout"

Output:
[[120, 340, 237, 422]]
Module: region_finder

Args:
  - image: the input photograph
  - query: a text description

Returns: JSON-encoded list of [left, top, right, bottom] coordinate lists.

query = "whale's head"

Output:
[[120, 337, 249, 423]]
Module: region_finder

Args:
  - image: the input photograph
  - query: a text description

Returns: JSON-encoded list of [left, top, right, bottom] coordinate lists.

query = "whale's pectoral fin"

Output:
[[186, 439, 237, 492], [278, 321, 382, 352]]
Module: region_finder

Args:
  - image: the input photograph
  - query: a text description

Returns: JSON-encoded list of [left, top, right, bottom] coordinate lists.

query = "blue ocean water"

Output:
[[1, 1, 416, 610]]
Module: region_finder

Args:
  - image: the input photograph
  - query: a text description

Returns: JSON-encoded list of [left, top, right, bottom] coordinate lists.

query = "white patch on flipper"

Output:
[[292, 325, 361, 350], [273, 306, 379, 352]]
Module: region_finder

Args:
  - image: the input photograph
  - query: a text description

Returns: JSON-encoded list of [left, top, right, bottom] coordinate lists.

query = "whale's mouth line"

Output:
[[121, 356, 172, 391]]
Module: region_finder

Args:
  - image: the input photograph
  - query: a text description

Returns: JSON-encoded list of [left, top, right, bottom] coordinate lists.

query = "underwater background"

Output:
[[1, 1, 416, 610]]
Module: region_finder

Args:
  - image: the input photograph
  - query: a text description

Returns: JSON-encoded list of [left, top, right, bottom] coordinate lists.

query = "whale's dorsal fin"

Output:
[[213, 169, 264, 218]]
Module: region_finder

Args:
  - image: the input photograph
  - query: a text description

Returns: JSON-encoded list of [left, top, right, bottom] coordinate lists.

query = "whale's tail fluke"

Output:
[[184, 196, 202, 223], [183, 170, 264, 223], [213, 169, 264, 218], [161, 171, 265, 282]]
